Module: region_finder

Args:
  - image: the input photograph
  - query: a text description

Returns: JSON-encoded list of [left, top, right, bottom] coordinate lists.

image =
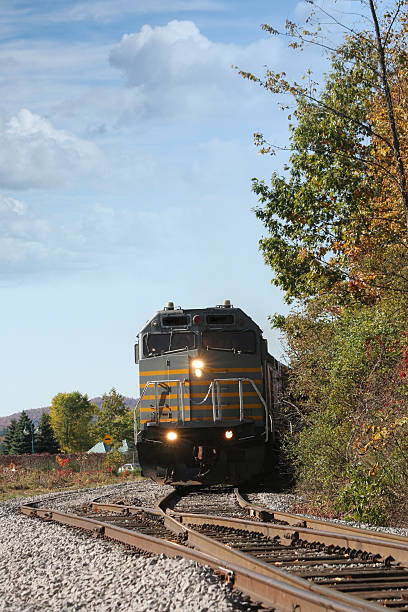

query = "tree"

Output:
[[239, 1, 408, 523], [11, 411, 35, 454], [35, 412, 60, 454], [1, 420, 17, 454], [92, 388, 133, 446], [50, 392, 97, 452], [239, 1, 408, 303]]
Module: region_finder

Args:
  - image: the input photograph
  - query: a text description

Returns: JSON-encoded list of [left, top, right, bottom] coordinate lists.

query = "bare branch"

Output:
[[383, 1, 403, 48]]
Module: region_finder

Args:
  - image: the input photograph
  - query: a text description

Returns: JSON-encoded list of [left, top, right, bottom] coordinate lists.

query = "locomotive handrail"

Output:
[[134, 378, 188, 439], [207, 378, 270, 442], [134, 377, 271, 442]]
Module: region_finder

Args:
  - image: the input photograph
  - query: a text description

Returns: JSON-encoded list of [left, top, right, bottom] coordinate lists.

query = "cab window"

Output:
[[143, 332, 196, 357], [202, 330, 256, 353]]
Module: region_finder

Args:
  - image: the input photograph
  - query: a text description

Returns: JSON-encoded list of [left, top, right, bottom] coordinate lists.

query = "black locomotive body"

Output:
[[134, 301, 286, 486]]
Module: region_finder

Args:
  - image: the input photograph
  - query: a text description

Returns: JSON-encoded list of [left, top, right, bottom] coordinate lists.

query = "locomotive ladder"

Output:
[[134, 378, 271, 441]]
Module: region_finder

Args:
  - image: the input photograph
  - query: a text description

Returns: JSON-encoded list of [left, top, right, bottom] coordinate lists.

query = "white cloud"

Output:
[[0, 194, 49, 264], [109, 20, 281, 121], [0, 109, 102, 189], [0, 19, 281, 134], [110, 21, 217, 87]]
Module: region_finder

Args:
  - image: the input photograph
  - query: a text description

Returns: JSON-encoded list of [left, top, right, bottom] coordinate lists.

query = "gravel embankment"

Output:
[[0, 482, 254, 612]]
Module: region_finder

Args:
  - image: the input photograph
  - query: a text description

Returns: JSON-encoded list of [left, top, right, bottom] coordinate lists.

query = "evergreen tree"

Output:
[[11, 412, 35, 454], [1, 420, 17, 454], [36, 412, 59, 454]]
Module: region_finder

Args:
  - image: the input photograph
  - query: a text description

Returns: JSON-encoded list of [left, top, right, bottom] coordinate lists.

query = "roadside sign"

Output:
[[103, 434, 113, 445]]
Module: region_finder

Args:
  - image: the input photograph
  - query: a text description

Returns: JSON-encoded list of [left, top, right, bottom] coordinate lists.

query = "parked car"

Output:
[[118, 463, 138, 473]]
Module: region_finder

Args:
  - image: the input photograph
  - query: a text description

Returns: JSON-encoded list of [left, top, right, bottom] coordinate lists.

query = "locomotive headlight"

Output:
[[192, 359, 204, 378], [167, 431, 178, 441], [225, 430, 234, 440]]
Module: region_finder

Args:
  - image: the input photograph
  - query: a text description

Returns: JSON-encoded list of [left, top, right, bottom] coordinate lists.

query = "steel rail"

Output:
[[159, 488, 408, 562], [234, 489, 408, 547], [171, 511, 408, 565], [21, 500, 383, 612], [63, 488, 408, 609], [90, 498, 386, 611], [155, 489, 408, 608]]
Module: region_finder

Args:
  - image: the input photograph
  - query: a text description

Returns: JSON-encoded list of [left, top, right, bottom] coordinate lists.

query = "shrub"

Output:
[[104, 449, 123, 473], [280, 294, 408, 524]]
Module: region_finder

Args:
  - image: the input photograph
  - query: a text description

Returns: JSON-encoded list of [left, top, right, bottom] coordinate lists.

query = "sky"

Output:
[[0, 0, 343, 416]]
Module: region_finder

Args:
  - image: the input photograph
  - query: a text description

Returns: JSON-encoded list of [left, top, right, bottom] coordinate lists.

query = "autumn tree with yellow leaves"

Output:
[[241, 0, 408, 304]]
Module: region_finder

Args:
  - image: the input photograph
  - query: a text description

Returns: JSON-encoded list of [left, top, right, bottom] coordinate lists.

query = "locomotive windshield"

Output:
[[143, 332, 196, 356], [206, 314, 234, 325], [202, 330, 256, 353], [162, 315, 189, 326]]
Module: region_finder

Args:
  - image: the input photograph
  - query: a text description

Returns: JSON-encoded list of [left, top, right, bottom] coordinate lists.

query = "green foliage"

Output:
[[335, 466, 387, 525], [251, 37, 377, 303], [50, 392, 97, 453], [283, 295, 408, 524], [288, 405, 352, 495], [11, 412, 35, 455], [92, 388, 134, 446], [1, 420, 17, 455], [35, 412, 60, 454]]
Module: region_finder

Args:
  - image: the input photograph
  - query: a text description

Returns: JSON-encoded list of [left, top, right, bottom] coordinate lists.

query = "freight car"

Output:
[[134, 301, 287, 486]]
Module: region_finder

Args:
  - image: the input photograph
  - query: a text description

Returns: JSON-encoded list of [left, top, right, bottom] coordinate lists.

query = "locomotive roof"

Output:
[[138, 304, 263, 336]]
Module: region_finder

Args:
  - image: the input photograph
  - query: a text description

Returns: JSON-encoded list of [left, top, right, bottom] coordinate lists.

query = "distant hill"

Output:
[[0, 396, 138, 431]]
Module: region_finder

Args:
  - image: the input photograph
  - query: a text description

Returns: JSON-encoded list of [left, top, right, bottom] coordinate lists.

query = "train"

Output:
[[134, 301, 287, 486]]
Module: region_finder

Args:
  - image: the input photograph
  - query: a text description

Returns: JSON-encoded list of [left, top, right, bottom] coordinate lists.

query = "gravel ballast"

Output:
[[3, 482, 408, 611], [0, 483, 253, 612]]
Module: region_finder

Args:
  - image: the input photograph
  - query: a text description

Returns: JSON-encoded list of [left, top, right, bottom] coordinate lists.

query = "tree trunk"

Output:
[[369, 0, 408, 228]]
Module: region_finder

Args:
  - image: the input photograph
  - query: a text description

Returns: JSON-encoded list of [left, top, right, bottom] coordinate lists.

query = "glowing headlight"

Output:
[[225, 430, 234, 440], [192, 359, 204, 378], [167, 431, 178, 441]]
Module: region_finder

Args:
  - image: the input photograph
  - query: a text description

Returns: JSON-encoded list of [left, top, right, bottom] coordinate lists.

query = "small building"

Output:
[[87, 439, 129, 454]]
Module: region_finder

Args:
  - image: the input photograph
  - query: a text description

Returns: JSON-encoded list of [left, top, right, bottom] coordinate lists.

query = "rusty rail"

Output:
[[156, 488, 408, 609], [234, 488, 408, 548], [21, 500, 383, 611], [91, 498, 388, 611], [172, 511, 408, 566]]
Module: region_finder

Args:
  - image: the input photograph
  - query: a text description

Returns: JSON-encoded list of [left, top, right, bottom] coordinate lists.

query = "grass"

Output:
[[0, 466, 143, 502]]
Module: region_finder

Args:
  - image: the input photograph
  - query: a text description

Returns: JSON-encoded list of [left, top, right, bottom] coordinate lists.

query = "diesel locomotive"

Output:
[[134, 301, 286, 486]]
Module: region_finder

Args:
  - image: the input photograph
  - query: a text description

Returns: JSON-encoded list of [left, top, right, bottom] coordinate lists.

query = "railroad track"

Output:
[[21, 488, 408, 611]]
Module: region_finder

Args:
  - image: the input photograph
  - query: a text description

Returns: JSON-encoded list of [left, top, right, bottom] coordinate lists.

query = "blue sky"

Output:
[[1, 0, 336, 416]]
